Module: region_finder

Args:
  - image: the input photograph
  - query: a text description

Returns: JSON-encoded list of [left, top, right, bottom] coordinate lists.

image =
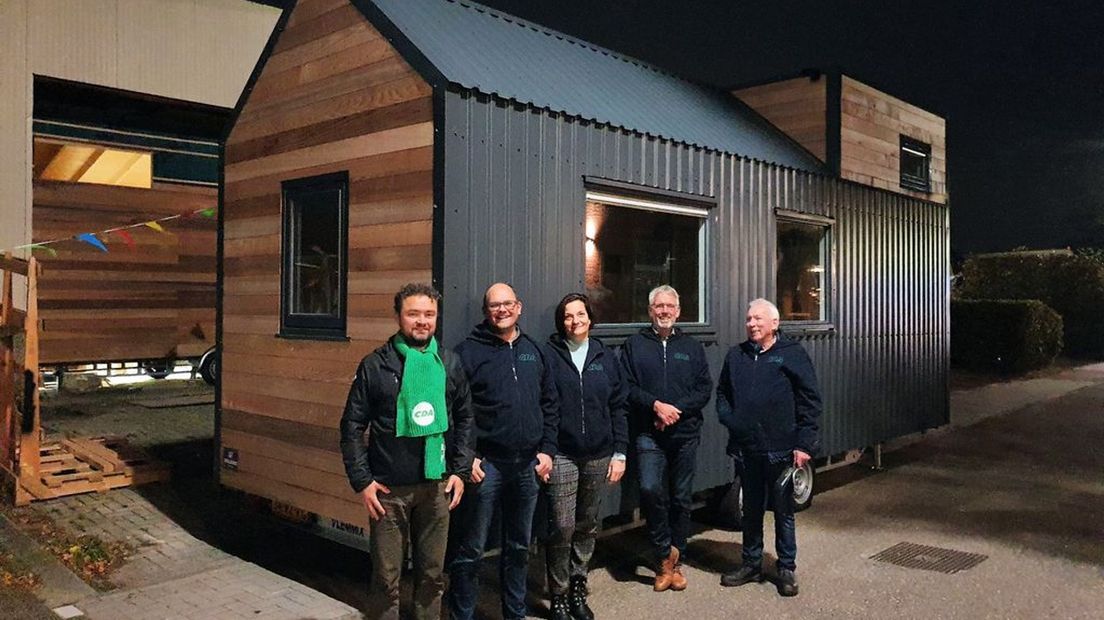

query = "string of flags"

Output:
[[4, 207, 215, 257]]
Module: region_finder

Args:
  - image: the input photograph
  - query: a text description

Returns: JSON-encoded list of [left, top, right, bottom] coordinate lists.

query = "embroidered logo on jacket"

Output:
[[673, 352, 691, 361], [517, 353, 538, 362]]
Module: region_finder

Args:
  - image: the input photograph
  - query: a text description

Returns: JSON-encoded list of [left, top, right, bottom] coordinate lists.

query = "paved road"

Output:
[[560, 375, 1104, 619]]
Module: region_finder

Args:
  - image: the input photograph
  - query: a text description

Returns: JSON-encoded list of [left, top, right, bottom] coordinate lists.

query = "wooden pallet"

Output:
[[18, 435, 170, 501]]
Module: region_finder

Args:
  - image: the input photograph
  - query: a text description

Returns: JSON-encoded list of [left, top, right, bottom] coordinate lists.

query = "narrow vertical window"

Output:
[[899, 135, 931, 192], [776, 215, 832, 323], [280, 171, 349, 339]]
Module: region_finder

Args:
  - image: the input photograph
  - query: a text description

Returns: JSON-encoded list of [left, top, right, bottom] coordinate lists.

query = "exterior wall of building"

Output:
[[840, 76, 947, 203], [0, 0, 279, 304], [733, 76, 828, 162], [220, 0, 434, 529], [441, 92, 950, 512], [33, 180, 216, 364]]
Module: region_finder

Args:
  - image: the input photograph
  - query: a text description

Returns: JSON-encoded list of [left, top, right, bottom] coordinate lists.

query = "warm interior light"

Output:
[[33, 137, 152, 188]]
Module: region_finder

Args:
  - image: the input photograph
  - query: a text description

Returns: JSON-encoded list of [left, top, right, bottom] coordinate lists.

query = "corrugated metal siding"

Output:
[[370, 0, 823, 173], [442, 92, 950, 509]]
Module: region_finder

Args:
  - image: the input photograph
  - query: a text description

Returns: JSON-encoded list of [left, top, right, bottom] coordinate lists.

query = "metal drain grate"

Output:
[[870, 542, 988, 574]]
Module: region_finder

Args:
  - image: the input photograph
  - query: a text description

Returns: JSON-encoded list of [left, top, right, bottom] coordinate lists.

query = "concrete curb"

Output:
[[0, 511, 96, 608]]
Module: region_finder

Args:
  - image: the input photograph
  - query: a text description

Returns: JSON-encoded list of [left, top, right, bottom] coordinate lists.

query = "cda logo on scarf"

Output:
[[412, 401, 436, 427]]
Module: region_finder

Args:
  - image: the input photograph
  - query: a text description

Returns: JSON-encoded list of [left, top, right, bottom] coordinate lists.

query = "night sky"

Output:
[[476, 0, 1104, 255]]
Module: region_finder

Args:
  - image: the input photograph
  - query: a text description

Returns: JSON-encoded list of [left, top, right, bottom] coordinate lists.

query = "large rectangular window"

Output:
[[776, 214, 831, 323], [280, 171, 349, 339], [584, 191, 707, 324]]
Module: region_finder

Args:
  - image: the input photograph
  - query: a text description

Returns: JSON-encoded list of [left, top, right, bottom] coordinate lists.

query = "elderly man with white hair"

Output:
[[716, 298, 822, 597]]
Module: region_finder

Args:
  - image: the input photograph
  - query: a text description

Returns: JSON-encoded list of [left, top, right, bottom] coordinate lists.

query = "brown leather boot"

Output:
[[669, 563, 688, 591], [653, 546, 679, 592]]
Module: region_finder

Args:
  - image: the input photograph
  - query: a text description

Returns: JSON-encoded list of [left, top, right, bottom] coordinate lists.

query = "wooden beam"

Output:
[[0, 254, 30, 277]]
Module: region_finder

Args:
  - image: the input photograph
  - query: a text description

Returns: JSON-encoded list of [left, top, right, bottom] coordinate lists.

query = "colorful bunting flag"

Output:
[[144, 221, 166, 233], [75, 233, 108, 253], [199, 208, 216, 218], [113, 229, 136, 251], [27, 244, 58, 257]]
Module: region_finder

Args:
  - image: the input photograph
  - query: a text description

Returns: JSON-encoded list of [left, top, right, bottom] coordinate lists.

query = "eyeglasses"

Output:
[[487, 300, 519, 311]]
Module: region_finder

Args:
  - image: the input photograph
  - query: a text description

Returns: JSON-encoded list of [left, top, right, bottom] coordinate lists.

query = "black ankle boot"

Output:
[[569, 575, 595, 620], [550, 593, 572, 620]]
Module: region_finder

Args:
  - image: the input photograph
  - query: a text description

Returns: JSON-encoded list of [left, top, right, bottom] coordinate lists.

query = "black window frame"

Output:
[[278, 170, 350, 340], [899, 135, 932, 193], [582, 180, 715, 338], [774, 209, 836, 333]]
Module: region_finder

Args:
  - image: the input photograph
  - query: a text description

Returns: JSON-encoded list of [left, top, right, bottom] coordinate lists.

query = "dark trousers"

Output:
[[545, 454, 610, 595], [740, 453, 797, 571], [636, 433, 699, 563], [448, 458, 540, 620], [369, 481, 451, 620]]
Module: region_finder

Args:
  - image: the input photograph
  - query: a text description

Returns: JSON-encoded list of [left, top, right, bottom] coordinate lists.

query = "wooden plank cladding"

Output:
[[733, 76, 828, 162], [839, 76, 947, 204], [32, 180, 215, 364], [734, 71, 947, 204], [220, 0, 434, 525]]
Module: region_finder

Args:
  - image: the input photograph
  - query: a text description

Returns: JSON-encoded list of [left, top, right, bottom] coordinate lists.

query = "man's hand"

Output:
[[444, 474, 464, 510], [607, 458, 626, 483], [360, 481, 390, 521], [535, 452, 553, 482], [793, 449, 811, 468], [653, 401, 682, 428], [471, 458, 485, 483]]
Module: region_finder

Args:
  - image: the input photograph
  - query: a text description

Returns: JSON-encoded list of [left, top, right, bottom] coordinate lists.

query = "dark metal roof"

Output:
[[365, 0, 825, 173]]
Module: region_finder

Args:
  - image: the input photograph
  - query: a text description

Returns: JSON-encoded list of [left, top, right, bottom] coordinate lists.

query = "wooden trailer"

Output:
[[218, 0, 950, 549]]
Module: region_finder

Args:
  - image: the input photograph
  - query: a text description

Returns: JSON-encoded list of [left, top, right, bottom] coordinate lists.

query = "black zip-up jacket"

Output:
[[339, 338, 475, 492], [620, 327, 713, 440], [543, 335, 629, 460], [454, 323, 559, 462], [716, 335, 822, 456]]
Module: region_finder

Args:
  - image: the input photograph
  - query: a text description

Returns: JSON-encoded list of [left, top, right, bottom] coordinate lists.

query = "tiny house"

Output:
[[219, 0, 949, 546], [0, 0, 280, 372]]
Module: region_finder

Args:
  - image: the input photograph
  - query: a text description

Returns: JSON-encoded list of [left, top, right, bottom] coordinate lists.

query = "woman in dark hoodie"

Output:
[[543, 293, 628, 620]]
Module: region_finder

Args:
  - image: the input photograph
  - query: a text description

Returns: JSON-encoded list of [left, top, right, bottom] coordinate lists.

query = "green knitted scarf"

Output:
[[393, 334, 449, 479]]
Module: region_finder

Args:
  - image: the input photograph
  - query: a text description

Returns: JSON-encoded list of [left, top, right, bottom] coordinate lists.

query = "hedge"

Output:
[[958, 250, 1104, 358], [951, 299, 1063, 374]]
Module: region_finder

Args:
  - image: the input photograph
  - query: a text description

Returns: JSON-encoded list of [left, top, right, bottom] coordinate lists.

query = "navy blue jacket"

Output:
[[716, 336, 822, 456], [454, 323, 559, 462], [620, 327, 713, 439], [544, 336, 629, 460]]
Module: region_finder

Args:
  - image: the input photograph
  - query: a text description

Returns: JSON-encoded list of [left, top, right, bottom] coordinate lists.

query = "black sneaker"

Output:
[[720, 564, 763, 587], [777, 568, 799, 597]]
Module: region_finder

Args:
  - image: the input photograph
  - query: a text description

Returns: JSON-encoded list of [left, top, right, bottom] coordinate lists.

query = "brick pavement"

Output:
[[32, 489, 362, 620]]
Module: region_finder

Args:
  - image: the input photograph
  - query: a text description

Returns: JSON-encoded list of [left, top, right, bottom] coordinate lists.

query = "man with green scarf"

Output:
[[340, 283, 475, 620]]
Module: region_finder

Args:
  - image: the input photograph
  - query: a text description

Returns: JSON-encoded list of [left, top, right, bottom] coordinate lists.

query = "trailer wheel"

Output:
[[143, 359, 173, 380], [792, 462, 814, 512], [198, 347, 218, 386]]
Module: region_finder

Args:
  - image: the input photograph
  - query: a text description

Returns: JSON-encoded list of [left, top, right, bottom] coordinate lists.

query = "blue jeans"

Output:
[[448, 458, 540, 620], [636, 433, 699, 563], [739, 453, 797, 571]]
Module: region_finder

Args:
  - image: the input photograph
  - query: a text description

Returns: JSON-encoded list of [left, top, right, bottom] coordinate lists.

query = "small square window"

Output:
[[900, 135, 931, 193], [280, 171, 349, 339], [776, 217, 831, 323], [584, 191, 708, 324]]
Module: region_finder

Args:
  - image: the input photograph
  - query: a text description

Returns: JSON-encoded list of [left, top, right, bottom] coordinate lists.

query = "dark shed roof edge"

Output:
[[357, 0, 827, 175]]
